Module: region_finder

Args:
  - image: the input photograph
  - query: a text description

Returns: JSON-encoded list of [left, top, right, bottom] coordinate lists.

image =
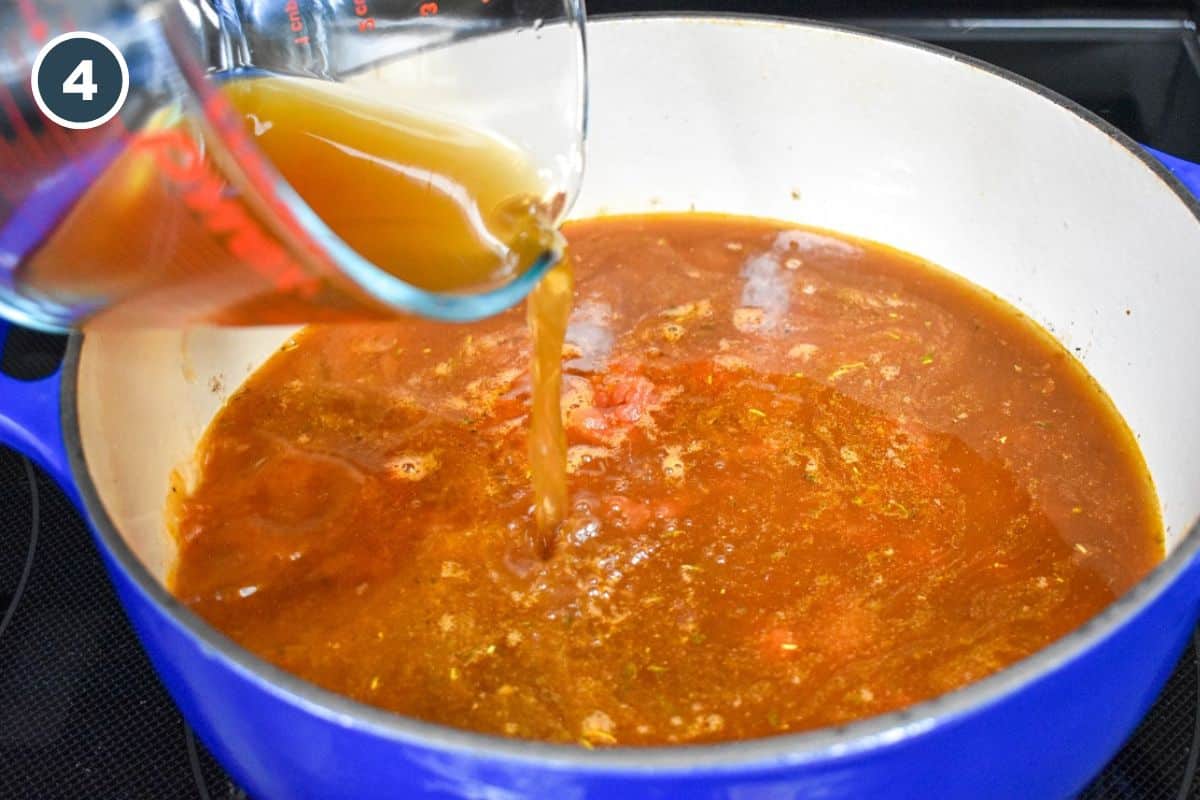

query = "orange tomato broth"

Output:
[[170, 213, 1161, 747]]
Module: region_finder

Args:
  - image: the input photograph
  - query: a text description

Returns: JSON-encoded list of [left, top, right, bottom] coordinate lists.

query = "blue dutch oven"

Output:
[[3, 15, 1200, 800]]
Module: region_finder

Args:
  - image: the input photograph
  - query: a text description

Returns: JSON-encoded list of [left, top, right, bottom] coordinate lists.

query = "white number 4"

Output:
[[62, 59, 98, 101]]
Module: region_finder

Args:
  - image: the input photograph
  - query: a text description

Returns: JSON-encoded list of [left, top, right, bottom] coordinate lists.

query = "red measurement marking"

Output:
[[43, 115, 73, 153], [15, 0, 48, 41], [284, 0, 302, 32], [284, 0, 310, 44], [5, 35, 70, 165], [0, 81, 48, 170], [134, 127, 318, 298], [0, 140, 24, 203], [353, 0, 375, 30], [0, 40, 31, 203], [419, 2, 439, 16]]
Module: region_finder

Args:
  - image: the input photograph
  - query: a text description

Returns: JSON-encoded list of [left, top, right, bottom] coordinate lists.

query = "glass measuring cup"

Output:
[[0, 0, 586, 330]]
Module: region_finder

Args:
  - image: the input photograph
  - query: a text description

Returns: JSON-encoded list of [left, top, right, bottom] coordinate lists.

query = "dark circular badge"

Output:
[[31, 31, 129, 130]]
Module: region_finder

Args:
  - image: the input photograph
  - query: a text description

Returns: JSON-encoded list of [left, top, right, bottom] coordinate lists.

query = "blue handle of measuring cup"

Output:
[[1145, 146, 1200, 199], [0, 320, 77, 506]]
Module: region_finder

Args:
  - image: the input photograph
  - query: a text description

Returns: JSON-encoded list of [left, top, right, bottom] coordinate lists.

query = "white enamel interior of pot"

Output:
[[75, 16, 1200, 586]]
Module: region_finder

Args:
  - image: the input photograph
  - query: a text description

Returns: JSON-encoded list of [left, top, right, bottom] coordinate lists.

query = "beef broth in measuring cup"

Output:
[[1, 0, 585, 329], [20, 75, 565, 325]]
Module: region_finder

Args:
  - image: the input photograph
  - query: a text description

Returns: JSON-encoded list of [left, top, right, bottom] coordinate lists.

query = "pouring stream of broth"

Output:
[[527, 261, 574, 551]]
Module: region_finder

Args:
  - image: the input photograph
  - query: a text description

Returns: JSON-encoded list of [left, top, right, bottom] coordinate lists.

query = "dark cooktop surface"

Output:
[[3, 5, 1199, 797]]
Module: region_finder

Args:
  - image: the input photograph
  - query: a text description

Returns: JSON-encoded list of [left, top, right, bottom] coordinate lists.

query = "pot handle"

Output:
[[0, 320, 76, 504], [1146, 146, 1200, 199]]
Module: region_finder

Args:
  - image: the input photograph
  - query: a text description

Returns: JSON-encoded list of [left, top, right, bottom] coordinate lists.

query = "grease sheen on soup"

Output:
[[171, 214, 1162, 747]]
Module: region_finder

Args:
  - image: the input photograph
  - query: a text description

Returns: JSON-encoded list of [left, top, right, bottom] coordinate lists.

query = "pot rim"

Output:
[[62, 12, 1200, 774]]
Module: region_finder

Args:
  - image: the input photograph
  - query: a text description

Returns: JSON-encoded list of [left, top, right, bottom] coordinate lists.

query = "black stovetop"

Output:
[[2, 5, 1199, 797]]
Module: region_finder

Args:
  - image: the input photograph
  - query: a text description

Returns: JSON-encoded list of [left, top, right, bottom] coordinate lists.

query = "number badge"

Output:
[[31, 31, 129, 130]]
